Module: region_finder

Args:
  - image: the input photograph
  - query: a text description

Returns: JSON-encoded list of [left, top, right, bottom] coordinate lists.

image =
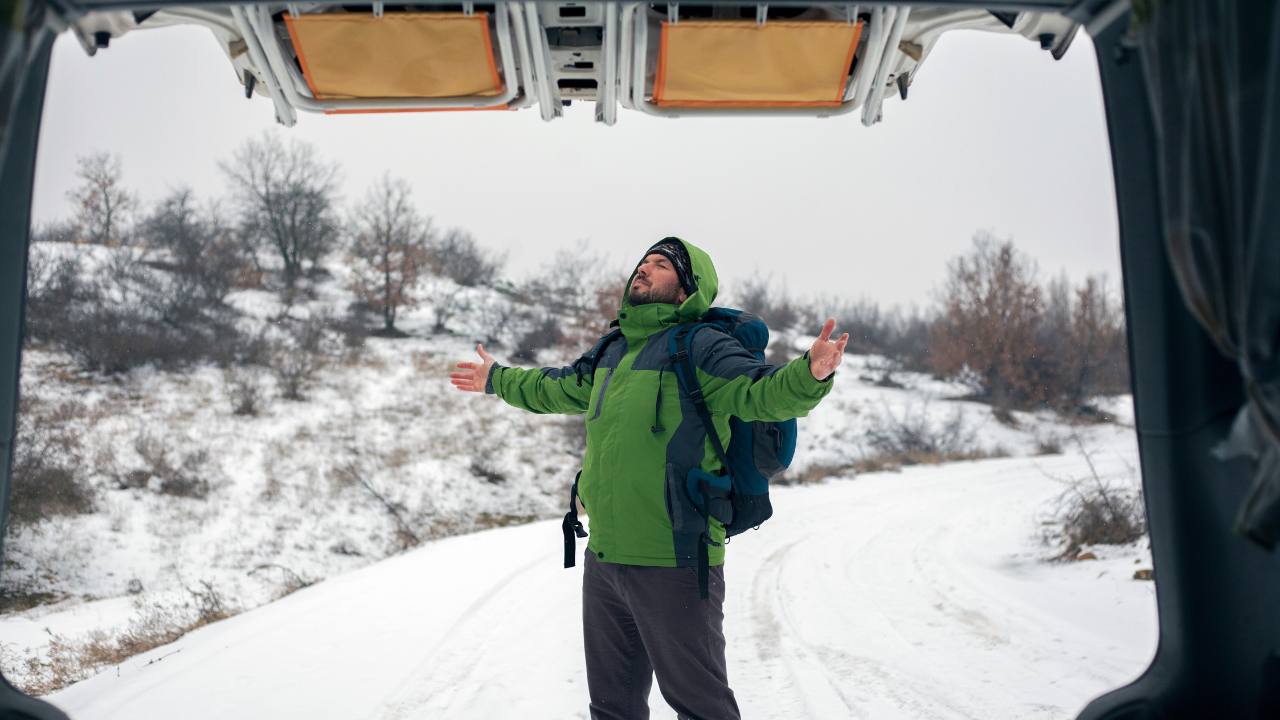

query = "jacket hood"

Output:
[[618, 238, 718, 340]]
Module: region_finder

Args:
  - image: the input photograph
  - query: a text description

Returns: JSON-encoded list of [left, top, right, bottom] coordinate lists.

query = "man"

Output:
[[451, 238, 847, 720]]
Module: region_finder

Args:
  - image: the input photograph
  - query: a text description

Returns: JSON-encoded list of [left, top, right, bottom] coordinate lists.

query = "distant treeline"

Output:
[[30, 138, 1127, 416], [733, 231, 1129, 415]]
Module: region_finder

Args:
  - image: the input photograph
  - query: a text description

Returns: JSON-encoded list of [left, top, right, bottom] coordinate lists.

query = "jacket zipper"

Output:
[[589, 367, 614, 421]]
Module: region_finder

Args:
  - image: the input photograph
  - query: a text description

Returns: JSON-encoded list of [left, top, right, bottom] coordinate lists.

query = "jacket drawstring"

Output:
[[651, 368, 665, 433]]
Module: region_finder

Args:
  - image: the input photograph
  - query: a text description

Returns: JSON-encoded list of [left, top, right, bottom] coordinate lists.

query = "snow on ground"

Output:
[[43, 426, 1155, 720], [5, 240, 1152, 711]]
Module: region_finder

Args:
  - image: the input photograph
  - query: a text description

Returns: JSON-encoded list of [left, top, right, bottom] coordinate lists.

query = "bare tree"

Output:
[[346, 175, 433, 334], [67, 152, 136, 246], [139, 188, 247, 310], [30, 219, 82, 244], [519, 241, 622, 349], [430, 228, 503, 287], [1039, 273, 1129, 409], [521, 240, 610, 316], [221, 133, 340, 288], [732, 273, 798, 364], [734, 273, 799, 333], [928, 232, 1045, 408]]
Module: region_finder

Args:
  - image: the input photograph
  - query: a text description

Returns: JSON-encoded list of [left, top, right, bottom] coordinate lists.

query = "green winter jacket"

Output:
[[488, 239, 833, 567]]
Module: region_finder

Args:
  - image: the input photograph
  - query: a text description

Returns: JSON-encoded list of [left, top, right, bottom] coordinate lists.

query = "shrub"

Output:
[[805, 299, 933, 372], [224, 366, 265, 416], [512, 315, 562, 364], [30, 219, 82, 244], [863, 399, 980, 464], [1049, 439, 1147, 559], [138, 188, 249, 308], [7, 397, 95, 527], [926, 233, 1130, 413], [132, 432, 210, 499], [24, 241, 245, 373], [270, 314, 333, 400], [1055, 481, 1145, 558]]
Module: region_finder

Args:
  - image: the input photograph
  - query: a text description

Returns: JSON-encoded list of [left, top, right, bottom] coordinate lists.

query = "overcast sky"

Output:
[[31, 22, 1119, 308]]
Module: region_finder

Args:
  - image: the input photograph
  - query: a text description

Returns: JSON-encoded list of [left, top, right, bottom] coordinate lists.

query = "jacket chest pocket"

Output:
[[588, 367, 615, 421]]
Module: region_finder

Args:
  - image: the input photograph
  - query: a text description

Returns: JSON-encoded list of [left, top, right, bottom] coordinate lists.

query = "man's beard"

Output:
[[627, 280, 683, 306]]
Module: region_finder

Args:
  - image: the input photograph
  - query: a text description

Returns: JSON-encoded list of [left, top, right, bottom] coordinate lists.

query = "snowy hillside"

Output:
[[43, 428, 1155, 720], [1, 240, 1153, 713]]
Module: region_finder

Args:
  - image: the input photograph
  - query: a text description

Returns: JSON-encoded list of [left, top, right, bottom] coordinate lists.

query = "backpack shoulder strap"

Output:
[[670, 324, 730, 471], [671, 323, 733, 602], [572, 329, 623, 387]]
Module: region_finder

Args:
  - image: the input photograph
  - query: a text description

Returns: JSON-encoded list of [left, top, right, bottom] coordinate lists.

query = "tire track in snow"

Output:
[[371, 552, 557, 720], [744, 541, 822, 719], [765, 494, 989, 720]]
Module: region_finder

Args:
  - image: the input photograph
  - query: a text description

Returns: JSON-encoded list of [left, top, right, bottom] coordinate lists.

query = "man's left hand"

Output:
[[808, 319, 849, 381]]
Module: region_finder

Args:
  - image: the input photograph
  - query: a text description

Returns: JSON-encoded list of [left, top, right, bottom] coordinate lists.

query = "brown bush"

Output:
[[927, 233, 1130, 413], [1039, 273, 1130, 409], [928, 233, 1045, 408]]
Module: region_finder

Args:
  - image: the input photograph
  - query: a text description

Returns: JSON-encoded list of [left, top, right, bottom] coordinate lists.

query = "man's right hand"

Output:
[[450, 344, 496, 393]]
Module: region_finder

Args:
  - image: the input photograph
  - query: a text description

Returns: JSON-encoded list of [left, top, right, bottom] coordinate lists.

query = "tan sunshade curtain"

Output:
[[653, 20, 864, 107], [284, 12, 504, 102]]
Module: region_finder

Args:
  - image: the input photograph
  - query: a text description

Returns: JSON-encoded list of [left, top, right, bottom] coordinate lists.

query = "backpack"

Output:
[[560, 309, 799, 598], [667, 309, 797, 599], [667, 308, 798, 539]]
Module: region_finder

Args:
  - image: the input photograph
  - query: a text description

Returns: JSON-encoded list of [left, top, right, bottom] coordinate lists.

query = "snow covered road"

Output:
[[49, 444, 1157, 720]]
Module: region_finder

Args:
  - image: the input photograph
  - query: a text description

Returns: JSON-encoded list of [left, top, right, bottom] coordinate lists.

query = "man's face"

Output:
[[628, 253, 688, 306]]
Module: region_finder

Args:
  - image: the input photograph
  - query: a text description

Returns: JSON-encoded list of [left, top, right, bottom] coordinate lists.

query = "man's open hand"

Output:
[[808, 319, 849, 381], [450, 344, 496, 393]]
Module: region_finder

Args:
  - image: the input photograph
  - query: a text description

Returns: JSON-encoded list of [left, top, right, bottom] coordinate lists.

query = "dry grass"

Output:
[[779, 445, 1009, 486], [2, 581, 234, 696]]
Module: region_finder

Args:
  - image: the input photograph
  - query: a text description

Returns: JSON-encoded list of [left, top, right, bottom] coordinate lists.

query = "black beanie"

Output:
[[645, 238, 698, 297]]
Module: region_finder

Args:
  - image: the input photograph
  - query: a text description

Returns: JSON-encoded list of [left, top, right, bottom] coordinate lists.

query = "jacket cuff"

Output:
[[485, 363, 503, 395], [800, 351, 835, 385]]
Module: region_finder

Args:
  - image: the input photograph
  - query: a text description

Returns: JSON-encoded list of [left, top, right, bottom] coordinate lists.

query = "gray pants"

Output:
[[582, 549, 741, 720]]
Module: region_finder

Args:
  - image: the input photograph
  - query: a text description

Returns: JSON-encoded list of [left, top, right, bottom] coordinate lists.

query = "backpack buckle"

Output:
[[673, 350, 689, 362]]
